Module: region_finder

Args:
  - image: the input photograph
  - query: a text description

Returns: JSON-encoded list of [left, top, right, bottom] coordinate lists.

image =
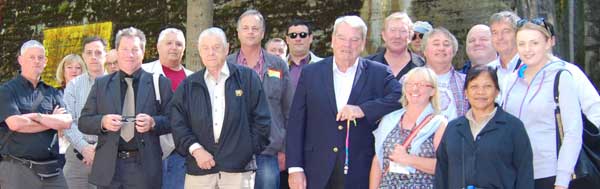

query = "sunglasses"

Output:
[[412, 33, 424, 40], [517, 17, 555, 37], [287, 32, 309, 39]]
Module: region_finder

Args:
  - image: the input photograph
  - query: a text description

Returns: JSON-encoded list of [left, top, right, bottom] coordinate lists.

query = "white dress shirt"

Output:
[[188, 63, 230, 154], [288, 57, 360, 174]]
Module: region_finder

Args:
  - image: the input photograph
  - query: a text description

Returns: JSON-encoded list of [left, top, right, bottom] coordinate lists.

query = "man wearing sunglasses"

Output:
[[227, 9, 293, 189], [285, 19, 323, 89], [409, 21, 432, 59], [365, 12, 425, 80]]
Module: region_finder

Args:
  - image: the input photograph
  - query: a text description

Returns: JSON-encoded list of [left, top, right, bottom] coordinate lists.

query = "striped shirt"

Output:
[[63, 72, 100, 152]]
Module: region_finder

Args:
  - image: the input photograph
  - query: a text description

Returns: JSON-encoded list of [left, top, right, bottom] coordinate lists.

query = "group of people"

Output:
[[0, 8, 598, 189]]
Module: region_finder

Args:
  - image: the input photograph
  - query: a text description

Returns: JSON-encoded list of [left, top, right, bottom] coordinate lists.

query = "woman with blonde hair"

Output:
[[370, 67, 447, 188], [55, 54, 86, 91], [502, 18, 582, 189]]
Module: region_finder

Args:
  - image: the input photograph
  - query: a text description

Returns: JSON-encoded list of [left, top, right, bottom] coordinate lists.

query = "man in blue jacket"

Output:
[[286, 15, 402, 189], [171, 27, 271, 188]]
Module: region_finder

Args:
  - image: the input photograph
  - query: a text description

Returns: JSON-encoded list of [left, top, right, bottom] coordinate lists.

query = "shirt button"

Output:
[[338, 125, 344, 130], [333, 147, 338, 153]]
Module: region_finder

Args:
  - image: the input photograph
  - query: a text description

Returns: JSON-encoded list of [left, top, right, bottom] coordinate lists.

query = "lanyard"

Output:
[[344, 119, 357, 175]]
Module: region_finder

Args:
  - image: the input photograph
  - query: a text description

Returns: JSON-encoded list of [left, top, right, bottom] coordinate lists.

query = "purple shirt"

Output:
[[237, 50, 265, 80], [288, 55, 311, 88]]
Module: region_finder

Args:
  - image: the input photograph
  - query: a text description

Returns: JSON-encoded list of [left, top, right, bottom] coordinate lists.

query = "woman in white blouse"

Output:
[[502, 19, 582, 189]]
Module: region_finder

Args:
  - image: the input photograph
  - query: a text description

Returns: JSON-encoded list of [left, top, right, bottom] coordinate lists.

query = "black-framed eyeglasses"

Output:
[[517, 17, 555, 37], [412, 33, 424, 40], [287, 32, 309, 39]]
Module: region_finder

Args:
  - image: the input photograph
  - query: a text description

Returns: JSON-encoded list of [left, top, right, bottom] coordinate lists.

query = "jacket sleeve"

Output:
[[170, 80, 199, 156], [78, 79, 105, 135], [434, 127, 450, 189], [555, 72, 583, 187], [511, 117, 534, 189], [247, 70, 271, 154], [286, 69, 308, 168], [280, 60, 294, 153], [358, 65, 402, 124], [150, 76, 173, 135]]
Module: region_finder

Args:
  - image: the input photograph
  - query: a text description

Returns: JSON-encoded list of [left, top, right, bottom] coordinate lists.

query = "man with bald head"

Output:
[[171, 27, 270, 189], [460, 24, 497, 73]]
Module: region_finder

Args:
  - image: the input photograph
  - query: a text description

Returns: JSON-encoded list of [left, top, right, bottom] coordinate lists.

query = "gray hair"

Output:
[[198, 27, 228, 48], [489, 11, 521, 30], [158, 28, 185, 45], [384, 12, 413, 31], [115, 27, 147, 51], [333, 15, 368, 40], [236, 9, 265, 31], [421, 27, 459, 56], [265, 38, 285, 46], [20, 40, 45, 55]]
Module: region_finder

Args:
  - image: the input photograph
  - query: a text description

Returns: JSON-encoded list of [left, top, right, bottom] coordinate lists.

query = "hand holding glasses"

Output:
[[121, 116, 136, 123]]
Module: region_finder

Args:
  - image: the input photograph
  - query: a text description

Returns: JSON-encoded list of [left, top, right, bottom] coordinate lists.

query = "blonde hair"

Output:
[[56, 54, 86, 86], [400, 67, 441, 114], [517, 22, 552, 40]]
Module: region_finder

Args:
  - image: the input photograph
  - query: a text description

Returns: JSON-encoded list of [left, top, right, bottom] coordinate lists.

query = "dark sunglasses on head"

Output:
[[287, 32, 309, 39], [412, 33, 424, 40], [517, 17, 555, 37]]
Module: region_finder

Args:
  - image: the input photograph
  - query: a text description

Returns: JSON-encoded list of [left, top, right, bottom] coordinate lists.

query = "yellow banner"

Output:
[[42, 22, 113, 88]]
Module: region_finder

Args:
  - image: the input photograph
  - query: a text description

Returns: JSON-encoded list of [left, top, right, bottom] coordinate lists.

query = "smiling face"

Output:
[[516, 28, 552, 69], [424, 32, 454, 66], [237, 15, 265, 48], [157, 32, 185, 63], [466, 72, 498, 112], [466, 25, 496, 65], [382, 18, 411, 54], [331, 22, 365, 64], [403, 73, 435, 107], [491, 19, 517, 55], [117, 36, 144, 74]]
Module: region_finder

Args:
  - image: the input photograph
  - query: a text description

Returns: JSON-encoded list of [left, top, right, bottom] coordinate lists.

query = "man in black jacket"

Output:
[[171, 27, 271, 188]]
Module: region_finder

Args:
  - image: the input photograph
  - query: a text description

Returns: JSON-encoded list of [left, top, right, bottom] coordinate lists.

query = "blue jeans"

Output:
[[161, 153, 185, 189], [255, 154, 280, 188]]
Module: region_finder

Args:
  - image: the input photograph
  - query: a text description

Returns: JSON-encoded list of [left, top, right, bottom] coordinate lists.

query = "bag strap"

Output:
[[553, 69, 566, 156], [401, 114, 434, 148]]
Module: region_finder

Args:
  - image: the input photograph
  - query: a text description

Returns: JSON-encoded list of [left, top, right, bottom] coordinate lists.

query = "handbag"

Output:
[[553, 70, 600, 188]]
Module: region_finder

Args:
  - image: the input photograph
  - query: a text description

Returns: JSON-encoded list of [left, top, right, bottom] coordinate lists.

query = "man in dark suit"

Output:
[[79, 27, 173, 189], [286, 15, 402, 189]]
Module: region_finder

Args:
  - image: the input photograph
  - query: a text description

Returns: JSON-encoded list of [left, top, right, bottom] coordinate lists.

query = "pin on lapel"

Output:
[[235, 89, 243, 96]]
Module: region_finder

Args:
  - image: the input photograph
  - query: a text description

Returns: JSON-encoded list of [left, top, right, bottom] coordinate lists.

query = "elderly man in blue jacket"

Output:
[[171, 27, 271, 188]]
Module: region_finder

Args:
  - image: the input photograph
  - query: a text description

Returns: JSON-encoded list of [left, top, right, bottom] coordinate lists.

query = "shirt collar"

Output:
[[119, 69, 142, 80], [465, 107, 498, 125], [204, 62, 230, 81], [332, 57, 359, 74]]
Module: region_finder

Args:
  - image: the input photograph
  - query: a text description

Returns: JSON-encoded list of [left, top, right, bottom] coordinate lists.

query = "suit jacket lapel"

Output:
[[109, 73, 122, 114], [323, 60, 338, 115], [136, 72, 152, 114], [347, 59, 367, 105], [455, 119, 476, 147]]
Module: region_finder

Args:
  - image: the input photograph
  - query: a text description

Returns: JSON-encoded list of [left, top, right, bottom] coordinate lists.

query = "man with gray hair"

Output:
[[227, 9, 293, 189], [366, 11, 424, 80], [0, 40, 73, 188], [79, 27, 173, 188], [488, 11, 521, 83], [286, 15, 402, 189], [141, 27, 192, 189], [171, 27, 270, 189]]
